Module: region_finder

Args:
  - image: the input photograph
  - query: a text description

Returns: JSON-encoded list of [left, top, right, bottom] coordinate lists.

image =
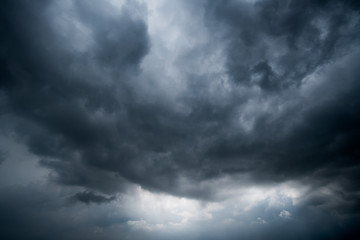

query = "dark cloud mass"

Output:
[[72, 191, 115, 204], [1, 0, 360, 239]]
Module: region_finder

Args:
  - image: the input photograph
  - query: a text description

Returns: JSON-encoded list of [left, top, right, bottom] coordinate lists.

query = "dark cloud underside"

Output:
[[1, 0, 360, 239]]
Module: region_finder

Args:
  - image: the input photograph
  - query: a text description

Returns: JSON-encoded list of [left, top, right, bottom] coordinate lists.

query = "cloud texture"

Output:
[[0, 0, 360, 239]]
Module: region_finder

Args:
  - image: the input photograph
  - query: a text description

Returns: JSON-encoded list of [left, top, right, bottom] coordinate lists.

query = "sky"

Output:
[[0, 0, 360, 239]]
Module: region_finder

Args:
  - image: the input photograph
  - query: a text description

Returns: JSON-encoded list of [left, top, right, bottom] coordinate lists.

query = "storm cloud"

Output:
[[1, 0, 360, 239]]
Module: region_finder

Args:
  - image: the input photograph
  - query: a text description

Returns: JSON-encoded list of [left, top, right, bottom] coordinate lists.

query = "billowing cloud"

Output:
[[0, 0, 360, 239]]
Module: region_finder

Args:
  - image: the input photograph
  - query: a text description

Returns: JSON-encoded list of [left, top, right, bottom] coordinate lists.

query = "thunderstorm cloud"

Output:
[[0, 0, 359, 239]]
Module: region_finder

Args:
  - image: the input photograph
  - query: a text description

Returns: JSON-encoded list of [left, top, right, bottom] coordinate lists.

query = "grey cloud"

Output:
[[1, 181, 359, 240], [196, 0, 360, 182], [203, 0, 360, 91], [0, 150, 5, 165], [73, 1, 149, 71], [0, 0, 360, 239], [0, 0, 151, 192], [72, 191, 115, 204], [0, 184, 132, 240], [1, 0, 359, 199]]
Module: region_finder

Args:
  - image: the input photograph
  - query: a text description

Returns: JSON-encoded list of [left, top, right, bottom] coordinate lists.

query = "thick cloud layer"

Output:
[[0, 0, 360, 239]]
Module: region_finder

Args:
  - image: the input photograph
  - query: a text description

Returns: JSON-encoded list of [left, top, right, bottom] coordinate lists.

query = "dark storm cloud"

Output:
[[72, 191, 115, 204], [0, 0, 359, 200], [0, 0, 202, 197], [1, 0, 360, 238], [0, 0, 150, 192], [203, 0, 360, 91], [192, 0, 360, 222], [198, 0, 360, 177]]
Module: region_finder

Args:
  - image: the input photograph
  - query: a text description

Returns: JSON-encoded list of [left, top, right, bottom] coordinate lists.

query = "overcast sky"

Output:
[[0, 0, 360, 239]]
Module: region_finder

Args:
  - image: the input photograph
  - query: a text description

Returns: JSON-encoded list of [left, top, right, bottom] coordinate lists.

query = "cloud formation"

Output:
[[72, 191, 116, 204], [0, 0, 360, 239]]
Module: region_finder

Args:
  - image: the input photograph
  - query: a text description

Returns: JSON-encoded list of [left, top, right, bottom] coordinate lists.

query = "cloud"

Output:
[[0, 150, 5, 165], [72, 191, 115, 204], [2, 181, 357, 240], [0, 0, 150, 193], [1, 0, 360, 239], [1, 0, 359, 200], [0, 183, 132, 240], [279, 210, 291, 218]]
